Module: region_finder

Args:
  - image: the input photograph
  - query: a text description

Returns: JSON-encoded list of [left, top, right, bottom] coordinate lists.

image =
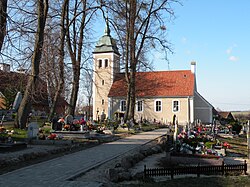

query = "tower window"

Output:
[[102, 80, 104, 85], [102, 99, 104, 105], [98, 59, 102, 68], [105, 59, 108, 68]]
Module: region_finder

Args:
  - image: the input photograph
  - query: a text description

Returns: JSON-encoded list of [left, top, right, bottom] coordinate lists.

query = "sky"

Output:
[[153, 0, 250, 111], [95, 1, 250, 112]]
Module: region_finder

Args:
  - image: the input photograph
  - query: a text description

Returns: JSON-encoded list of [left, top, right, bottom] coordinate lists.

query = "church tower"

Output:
[[92, 19, 120, 121]]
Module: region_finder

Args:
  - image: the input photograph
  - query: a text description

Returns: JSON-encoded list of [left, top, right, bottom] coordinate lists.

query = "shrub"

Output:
[[231, 122, 242, 134]]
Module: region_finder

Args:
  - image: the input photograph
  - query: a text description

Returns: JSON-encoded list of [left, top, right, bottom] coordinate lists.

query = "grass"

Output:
[[0, 128, 27, 141], [121, 176, 250, 187]]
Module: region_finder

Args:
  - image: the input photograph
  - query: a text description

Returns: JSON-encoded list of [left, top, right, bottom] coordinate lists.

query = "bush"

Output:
[[205, 141, 215, 149], [231, 122, 242, 134]]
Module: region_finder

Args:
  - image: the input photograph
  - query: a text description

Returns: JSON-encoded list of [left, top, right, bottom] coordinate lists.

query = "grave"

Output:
[[0, 142, 27, 153], [27, 122, 39, 139]]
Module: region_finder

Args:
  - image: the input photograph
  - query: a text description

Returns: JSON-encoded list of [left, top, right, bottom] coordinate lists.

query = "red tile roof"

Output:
[[108, 70, 195, 97]]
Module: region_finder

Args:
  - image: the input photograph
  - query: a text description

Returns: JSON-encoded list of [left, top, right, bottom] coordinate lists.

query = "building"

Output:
[[0, 68, 67, 115], [217, 111, 236, 125], [93, 23, 213, 125]]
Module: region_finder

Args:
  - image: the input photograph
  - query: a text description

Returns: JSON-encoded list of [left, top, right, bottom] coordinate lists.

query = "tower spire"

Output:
[[104, 13, 110, 36]]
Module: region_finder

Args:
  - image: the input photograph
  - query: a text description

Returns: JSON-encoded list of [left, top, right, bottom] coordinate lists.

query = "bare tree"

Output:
[[65, 0, 98, 116], [83, 70, 92, 119], [16, 0, 49, 129], [0, 0, 7, 52], [104, 0, 177, 122], [47, 0, 68, 121]]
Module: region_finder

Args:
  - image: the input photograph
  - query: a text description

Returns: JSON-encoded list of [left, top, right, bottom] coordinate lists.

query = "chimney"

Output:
[[191, 61, 196, 74], [0, 63, 10, 72]]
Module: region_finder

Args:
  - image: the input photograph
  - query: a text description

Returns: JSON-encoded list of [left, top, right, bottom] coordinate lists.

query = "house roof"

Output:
[[218, 112, 235, 120], [108, 70, 195, 98]]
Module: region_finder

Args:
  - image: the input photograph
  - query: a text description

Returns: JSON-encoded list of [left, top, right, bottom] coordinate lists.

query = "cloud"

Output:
[[226, 44, 239, 62], [181, 37, 187, 44], [226, 48, 232, 54], [229, 56, 239, 62]]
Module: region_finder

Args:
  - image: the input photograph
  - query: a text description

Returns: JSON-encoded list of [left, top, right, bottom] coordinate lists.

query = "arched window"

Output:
[[105, 59, 108, 68], [98, 59, 102, 68]]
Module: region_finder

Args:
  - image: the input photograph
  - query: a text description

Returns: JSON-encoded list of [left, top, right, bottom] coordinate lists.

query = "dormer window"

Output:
[[105, 59, 108, 68], [98, 59, 102, 68]]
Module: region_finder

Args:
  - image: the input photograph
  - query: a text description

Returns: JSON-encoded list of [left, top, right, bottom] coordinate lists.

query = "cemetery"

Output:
[[0, 90, 249, 184]]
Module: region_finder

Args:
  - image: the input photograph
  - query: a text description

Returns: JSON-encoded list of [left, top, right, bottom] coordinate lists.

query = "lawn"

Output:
[[121, 176, 250, 187]]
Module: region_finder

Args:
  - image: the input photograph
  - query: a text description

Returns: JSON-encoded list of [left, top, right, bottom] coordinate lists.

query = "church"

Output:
[[92, 23, 213, 126]]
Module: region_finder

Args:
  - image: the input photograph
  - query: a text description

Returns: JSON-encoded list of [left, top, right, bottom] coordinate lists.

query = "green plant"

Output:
[[205, 141, 215, 149], [231, 122, 242, 134], [10, 128, 27, 140]]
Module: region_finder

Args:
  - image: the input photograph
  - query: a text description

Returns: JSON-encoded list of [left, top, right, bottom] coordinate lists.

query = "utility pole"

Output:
[[247, 120, 250, 159]]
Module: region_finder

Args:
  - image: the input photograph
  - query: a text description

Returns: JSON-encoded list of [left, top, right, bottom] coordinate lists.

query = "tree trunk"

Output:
[[67, 65, 80, 116], [66, 0, 86, 117], [128, 0, 136, 122], [16, 0, 48, 129], [0, 0, 7, 51], [48, 0, 68, 121]]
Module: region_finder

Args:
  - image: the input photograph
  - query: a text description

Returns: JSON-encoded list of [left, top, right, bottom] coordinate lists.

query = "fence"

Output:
[[144, 160, 247, 179]]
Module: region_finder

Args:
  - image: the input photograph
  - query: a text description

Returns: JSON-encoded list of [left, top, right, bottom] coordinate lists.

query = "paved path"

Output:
[[0, 128, 167, 187]]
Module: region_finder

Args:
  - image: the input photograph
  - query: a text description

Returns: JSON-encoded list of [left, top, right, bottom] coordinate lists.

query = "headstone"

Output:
[[65, 115, 73, 125], [27, 122, 39, 139], [12, 92, 22, 112]]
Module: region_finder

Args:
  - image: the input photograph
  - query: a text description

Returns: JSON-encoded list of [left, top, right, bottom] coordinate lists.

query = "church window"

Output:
[[105, 59, 108, 68], [98, 59, 102, 68], [173, 100, 180, 112], [155, 100, 162, 112], [137, 100, 143, 112], [102, 80, 104, 85], [102, 99, 104, 105], [120, 100, 126, 112]]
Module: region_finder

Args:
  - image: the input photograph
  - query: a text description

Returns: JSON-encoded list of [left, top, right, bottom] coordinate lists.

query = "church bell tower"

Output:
[[92, 19, 120, 121]]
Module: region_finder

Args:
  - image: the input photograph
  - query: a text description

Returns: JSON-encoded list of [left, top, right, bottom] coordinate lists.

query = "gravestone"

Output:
[[65, 115, 73, 125], [12, 92, 22, 112], [28, 122, 39, 139]]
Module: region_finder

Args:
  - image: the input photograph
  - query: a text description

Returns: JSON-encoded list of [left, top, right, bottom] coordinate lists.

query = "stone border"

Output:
[[104, 136, 166, 182]]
